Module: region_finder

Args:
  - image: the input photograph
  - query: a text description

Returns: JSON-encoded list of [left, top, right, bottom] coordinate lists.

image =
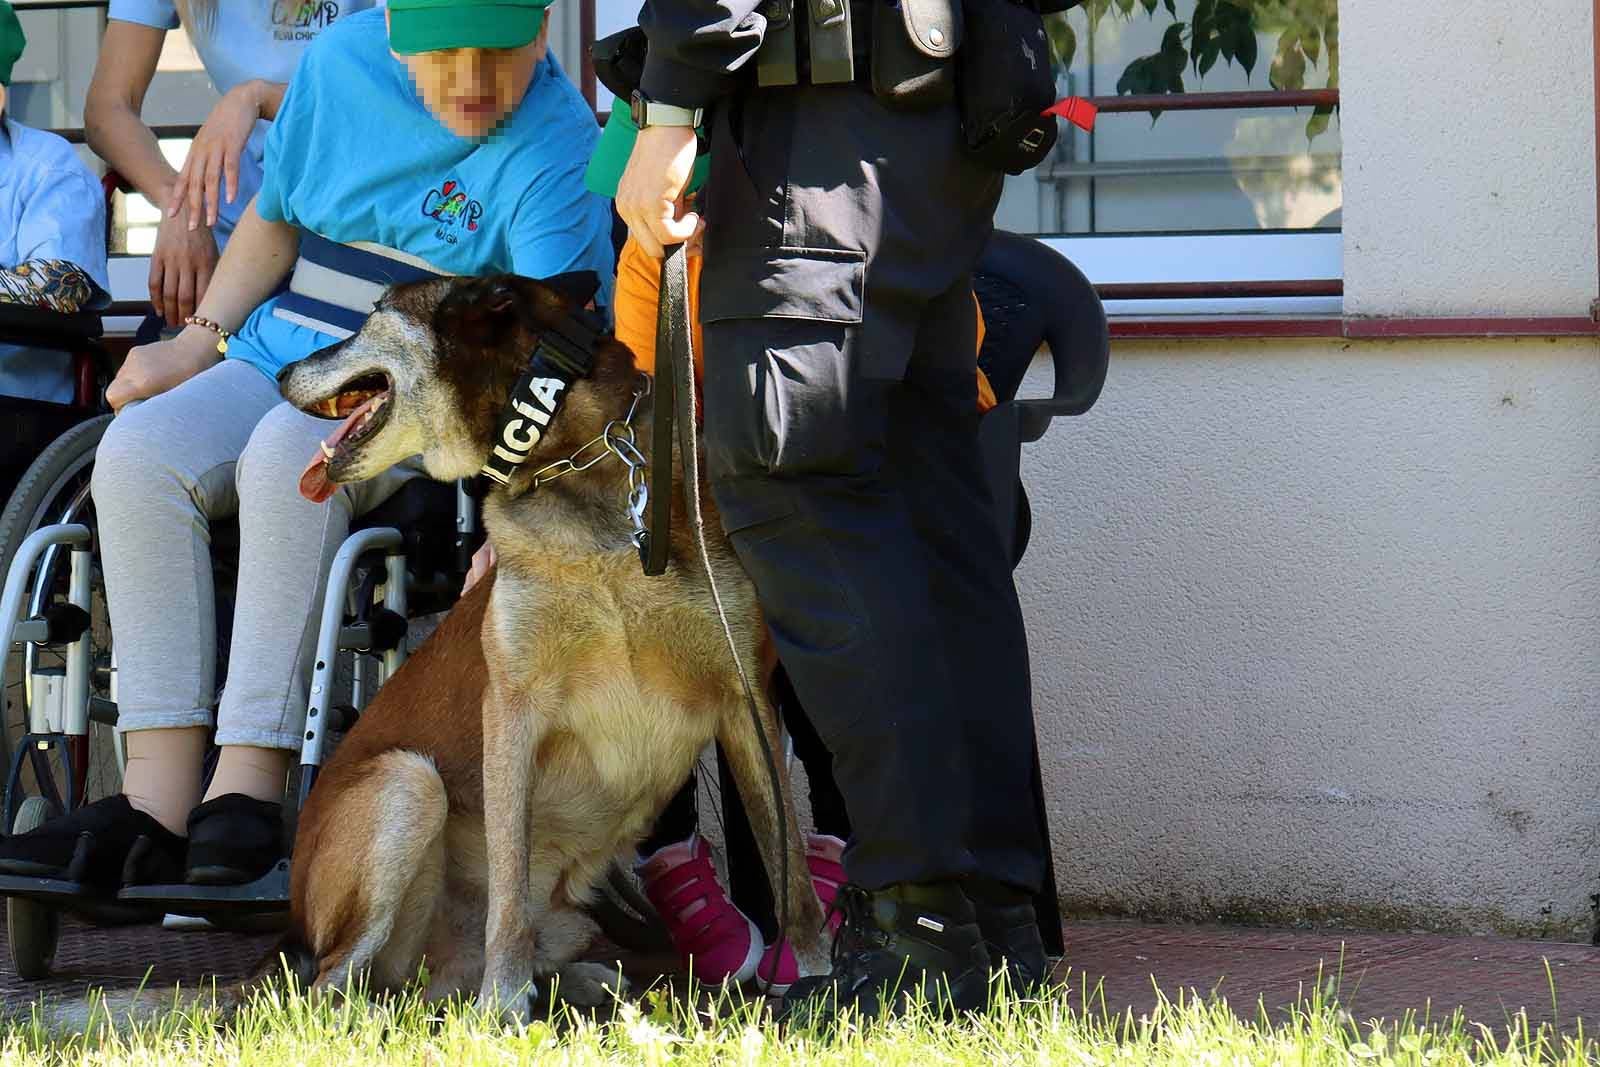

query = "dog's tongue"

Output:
[[298, 394, 384, 504]]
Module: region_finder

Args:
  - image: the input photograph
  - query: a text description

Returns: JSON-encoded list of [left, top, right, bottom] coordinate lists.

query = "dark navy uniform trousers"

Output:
[[699, 80, 1047, 895]]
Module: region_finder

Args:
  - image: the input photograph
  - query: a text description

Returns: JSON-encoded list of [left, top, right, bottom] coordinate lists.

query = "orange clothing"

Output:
[[614, 237, 996, 413]]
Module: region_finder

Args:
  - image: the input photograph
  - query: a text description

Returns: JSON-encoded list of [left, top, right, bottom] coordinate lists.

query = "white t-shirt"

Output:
[[108, 0, 380, 244]]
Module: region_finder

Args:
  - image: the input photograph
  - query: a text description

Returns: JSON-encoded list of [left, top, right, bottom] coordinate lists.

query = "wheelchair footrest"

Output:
[[0, 874, 160, 924], [115, 860, 290, 917]]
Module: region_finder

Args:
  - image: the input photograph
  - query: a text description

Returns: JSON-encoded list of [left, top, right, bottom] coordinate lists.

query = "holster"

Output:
[[871, 0, 960, 108], [757, 0, 856, 86], [955, 0, 1060, 173]]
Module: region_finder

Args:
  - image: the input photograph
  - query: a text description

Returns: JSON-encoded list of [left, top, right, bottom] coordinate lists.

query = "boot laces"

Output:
[[826, 883, 890, 976]]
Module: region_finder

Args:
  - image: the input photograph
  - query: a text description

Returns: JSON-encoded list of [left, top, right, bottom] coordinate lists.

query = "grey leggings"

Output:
[[92, 358, 418, 750]]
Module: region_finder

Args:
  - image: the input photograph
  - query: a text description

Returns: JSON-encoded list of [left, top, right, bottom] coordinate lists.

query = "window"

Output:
[[1001, 0, 1341, 239]]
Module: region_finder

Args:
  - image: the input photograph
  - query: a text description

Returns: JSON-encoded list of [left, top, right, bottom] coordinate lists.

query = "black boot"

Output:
[[966, 880, 1050, 998], [0, 794, 185, 888], [779, 882, 991, 1026], [184, 794, 285, 885]]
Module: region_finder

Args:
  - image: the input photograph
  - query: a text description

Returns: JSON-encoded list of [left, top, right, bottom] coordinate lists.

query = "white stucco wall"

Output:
[[1341, 0, 1598, 317], [1019, 335, 1600, 936]]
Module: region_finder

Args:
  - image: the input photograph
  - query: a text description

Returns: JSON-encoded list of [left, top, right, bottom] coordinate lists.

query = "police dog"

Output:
[[275, 272, 831, 1016]]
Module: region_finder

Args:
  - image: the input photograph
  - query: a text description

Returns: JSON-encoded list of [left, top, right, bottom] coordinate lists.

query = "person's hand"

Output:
[[148, 207, 220, 325], [463, 541, 497, 593], [615, 124, 702, 258], [107, 326, 223, 413], [167, 81, 264, 232]]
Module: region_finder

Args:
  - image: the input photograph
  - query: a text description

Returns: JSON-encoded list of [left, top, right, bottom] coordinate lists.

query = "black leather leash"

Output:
[[647, 241, 795, 993], [639, 245, 686, 576]]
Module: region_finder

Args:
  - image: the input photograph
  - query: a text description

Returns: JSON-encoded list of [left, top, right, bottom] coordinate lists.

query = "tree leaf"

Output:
[[1115, 0, 1134, 15], [1269, 30, 1305, 89], [1198, 43, 1219, 76], [1237, 24, 1258, 76], [1140, 0, 1157, 14], [1046, 17, 1077, 73], [1163, 0, 1176, 14], [1305, 101, 1333, 142], [1300, 25, 1321, 65]]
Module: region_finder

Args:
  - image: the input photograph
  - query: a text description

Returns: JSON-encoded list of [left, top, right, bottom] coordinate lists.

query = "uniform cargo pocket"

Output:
[[699, 247, 866, 325]]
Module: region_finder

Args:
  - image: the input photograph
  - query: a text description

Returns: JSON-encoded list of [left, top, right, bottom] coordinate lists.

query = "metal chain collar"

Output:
[[523, 375, 654, 549]]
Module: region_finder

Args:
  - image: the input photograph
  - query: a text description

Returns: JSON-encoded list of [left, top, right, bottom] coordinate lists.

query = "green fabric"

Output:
[[584, 105, 709, 199], [0, 1, 25, 87], [387, 0, 551, 54]]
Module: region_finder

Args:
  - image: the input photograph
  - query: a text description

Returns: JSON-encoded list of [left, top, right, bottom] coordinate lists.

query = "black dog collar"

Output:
[[479, 310, 605, 487]]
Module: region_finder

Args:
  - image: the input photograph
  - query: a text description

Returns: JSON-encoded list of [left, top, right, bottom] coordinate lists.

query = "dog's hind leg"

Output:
[[297, 751, 449, 994], [715, 695, 832, 979]]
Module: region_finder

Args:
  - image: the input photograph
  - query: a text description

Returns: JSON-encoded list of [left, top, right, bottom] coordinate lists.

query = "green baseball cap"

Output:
[[0, 1, 26, 87], [584, 105, 709, 200], [387, 0, 552, 55]]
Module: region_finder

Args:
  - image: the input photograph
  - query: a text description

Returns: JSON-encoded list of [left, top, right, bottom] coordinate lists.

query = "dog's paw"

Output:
[[549, 962, 630, 1009], [478, 977, 539, 1026]]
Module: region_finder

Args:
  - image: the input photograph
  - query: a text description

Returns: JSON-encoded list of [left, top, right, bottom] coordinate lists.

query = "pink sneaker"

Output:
[[637, 835, 763, 985], [755, 833, 847, 995]]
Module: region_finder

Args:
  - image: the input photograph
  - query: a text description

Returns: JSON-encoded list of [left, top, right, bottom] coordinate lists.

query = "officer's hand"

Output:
[[616, 125, 702, 259]]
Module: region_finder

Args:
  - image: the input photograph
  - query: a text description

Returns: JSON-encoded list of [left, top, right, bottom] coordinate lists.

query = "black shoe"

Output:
[[184, 794, 285, 885], [778, 882, 991, 1026], [966, 881, 1050, 998], [0, 795, 185, 888]]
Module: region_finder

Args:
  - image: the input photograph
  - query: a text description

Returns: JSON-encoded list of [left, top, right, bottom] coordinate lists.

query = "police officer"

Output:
[[616, 0, 1049, 1019]]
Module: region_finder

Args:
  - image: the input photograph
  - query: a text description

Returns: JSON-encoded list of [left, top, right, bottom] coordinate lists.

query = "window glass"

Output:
[[998, 0, 1340, 237]]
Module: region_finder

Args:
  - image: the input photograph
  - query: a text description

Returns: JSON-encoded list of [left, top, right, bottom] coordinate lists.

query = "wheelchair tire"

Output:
[[7, 796, 62, 979], [0, 414, 120, 805]]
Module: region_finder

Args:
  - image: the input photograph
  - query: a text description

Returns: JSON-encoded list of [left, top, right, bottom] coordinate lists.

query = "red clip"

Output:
[[1043, 96, 1098, 133]]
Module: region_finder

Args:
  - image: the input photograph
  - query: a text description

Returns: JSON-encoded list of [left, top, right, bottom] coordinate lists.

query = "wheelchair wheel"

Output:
[[7, 796, 62, 979], [0, 415, 120, 807]]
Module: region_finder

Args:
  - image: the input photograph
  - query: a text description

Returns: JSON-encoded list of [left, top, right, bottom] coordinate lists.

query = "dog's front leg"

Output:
[[477, 672, 550, 1023]]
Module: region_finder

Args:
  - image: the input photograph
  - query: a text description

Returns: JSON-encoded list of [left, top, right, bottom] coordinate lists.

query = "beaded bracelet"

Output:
[[183, 315, 231, 355]]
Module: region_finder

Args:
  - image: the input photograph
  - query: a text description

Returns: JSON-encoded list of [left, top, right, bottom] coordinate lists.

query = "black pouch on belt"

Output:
[[871, 0, 960, 109], [956, 0, 1059, 173]]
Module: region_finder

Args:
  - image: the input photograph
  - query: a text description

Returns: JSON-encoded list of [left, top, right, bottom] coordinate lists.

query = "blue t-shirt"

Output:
[[228, 8, 615, 381], [108, 0, 379, 245]]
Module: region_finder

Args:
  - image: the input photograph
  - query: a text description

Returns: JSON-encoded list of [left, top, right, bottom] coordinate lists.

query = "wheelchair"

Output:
[[0, 228, 1107, 981]]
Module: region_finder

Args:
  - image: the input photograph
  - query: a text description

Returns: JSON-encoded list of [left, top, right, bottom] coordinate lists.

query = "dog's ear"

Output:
[[434, 274, 535, 352], [537, 271, 601, 310]]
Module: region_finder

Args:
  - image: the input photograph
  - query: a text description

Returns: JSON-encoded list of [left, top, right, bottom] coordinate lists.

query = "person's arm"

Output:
[[105, 199, 299, 412], [637, 0, 767, 107], [83, 19, 177, 208], [15, 158, 109, 292], [84, 18, 220, 324]]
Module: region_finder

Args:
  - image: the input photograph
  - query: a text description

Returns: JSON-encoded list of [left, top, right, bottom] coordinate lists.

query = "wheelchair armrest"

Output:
[[1014, 257, 1108, 443], [0, 302, 104, 347], [975, 231, 1109, 444]]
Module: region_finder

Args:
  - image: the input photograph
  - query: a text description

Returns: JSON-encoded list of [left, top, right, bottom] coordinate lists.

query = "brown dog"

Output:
[[274, 272, 831, 1016]]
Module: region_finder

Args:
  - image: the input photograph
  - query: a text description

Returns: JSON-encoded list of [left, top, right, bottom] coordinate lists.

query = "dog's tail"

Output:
[[30, 935, 320, 1033]]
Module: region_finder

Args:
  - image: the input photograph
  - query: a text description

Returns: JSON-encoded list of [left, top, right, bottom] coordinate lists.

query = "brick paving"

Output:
[[0, 917, 1594, 1032]]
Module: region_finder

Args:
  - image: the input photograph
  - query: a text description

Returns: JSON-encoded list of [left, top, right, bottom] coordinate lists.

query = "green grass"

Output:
[[0, 969, 1593, 1067]]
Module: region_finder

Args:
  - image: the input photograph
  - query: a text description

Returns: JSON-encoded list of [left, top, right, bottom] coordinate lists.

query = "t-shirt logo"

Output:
[[422, 179, 484, 245], [270, 0, 340, 40]]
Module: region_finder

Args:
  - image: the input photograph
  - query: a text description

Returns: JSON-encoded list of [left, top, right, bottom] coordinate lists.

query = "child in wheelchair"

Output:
[[0, 0, 613, 892], [0, 1, 110, 406]]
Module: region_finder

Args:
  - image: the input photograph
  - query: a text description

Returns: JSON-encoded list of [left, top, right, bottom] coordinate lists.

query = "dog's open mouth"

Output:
[[299, 372, 393, 504]]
